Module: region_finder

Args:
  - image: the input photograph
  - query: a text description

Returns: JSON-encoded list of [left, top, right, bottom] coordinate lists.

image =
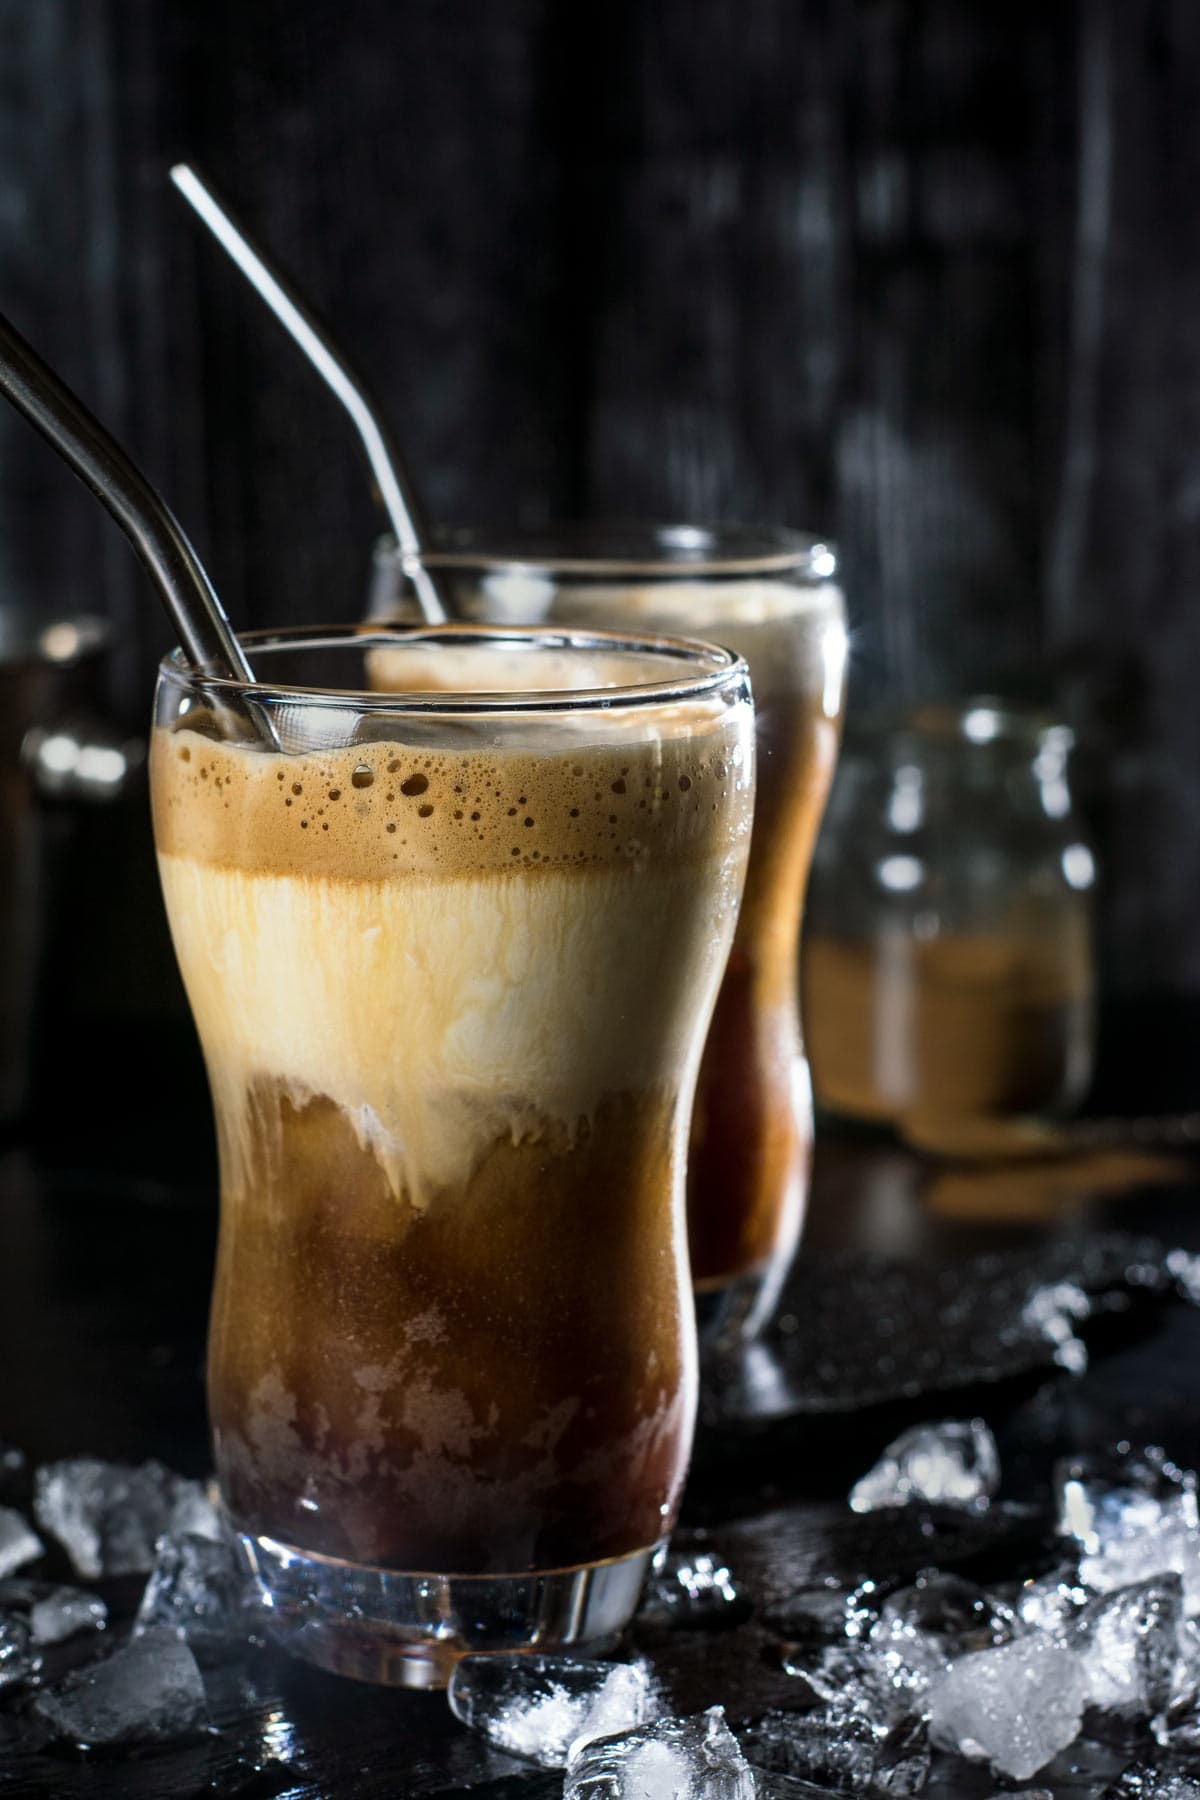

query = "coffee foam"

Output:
[[151, 709, 748, 884]]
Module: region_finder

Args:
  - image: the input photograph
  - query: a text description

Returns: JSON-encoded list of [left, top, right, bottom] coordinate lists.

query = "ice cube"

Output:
[[638, 1549, 751, 1630], [0, 1506, 43, 1578], [1058, 1446, 1198, 1549], [1009, 1563, 1089, 1633], [1021, 1280, 1090, 1373], [1071, 1576, 1182, 1715], [739, 1705, 930, 1795], [849, 1421, 1000, 1515], [0, 1577, 107, 1645], [134, 1530, 256, 1651], [447, 1653, 652, 1768], [1055, 1449, 1200, 1612], [565, 1705, 755, 1799], [780, 1640, 934, 1728], [927, 1633, 1088, 1780], [875, 1574, 1017, 1657], [1082, 1519, 1200, 1615], [0, 1614, 39, 1688], [30, 1584, 108, 1645], [34, 1458, 221, 1579], [33, 1626, 207, 1747]]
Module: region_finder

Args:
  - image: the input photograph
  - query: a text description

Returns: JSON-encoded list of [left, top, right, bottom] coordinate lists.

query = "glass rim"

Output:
[[373, 520, 838, 581], [158, 622, 751, 715]]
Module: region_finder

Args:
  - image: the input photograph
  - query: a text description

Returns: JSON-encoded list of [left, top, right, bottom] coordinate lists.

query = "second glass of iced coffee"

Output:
[[150, 623, 753, 1686], [372, 527, 848, 1344]]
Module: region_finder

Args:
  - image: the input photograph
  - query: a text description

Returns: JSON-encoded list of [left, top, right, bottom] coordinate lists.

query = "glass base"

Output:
[[240, 1531, 662, 1688], [695, 1255, 789, 1353]]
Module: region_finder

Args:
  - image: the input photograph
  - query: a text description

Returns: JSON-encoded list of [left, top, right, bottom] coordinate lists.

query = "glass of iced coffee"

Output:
[[150, 623, 753, 1686], [370, 528, 848, 1344]]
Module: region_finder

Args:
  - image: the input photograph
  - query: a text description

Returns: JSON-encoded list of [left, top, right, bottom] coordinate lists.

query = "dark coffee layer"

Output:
[[210, 1083, 693, 1574]]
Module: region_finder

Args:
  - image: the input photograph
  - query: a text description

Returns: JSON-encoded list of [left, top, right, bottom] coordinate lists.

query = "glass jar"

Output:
[[802, 700, 1096, 1150]]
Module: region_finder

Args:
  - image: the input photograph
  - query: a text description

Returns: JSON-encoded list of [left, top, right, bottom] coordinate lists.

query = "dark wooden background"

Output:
[[2, 0, 1199, 1024]]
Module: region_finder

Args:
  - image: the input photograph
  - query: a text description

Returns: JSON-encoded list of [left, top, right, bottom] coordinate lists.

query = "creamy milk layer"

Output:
[[152, 714, 753, 1212]]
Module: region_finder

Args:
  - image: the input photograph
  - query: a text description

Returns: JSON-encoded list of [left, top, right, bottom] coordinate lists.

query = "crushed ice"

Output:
[[447, 1652, 653, 1768], [774, 1426, 1200, 1780], [564, 1705, 755, 1800], [34, 1457, 221, 1579]]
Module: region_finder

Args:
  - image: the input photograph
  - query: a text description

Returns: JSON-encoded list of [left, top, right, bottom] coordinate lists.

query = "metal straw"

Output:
[[170, 162, 450, 625], [0, 307, 256, 687]]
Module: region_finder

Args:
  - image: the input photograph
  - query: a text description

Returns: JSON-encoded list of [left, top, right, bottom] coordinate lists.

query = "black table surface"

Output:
[[3, 1001, 1200, 1797]]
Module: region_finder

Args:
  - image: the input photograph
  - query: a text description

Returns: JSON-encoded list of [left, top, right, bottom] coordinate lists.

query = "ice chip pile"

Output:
[[0, 1451, 274, 1759], [447, 1653, 652, 1769], [778, 1573, 1019, 1738], [849, 1421, 1000, 1515], [638, 1548, 751, 1630], [34, 1458, 221, 1579], [564, 1705, 755, 1800], [769, 1428, 1200, 1780], [32, 1626, 207, 1747]]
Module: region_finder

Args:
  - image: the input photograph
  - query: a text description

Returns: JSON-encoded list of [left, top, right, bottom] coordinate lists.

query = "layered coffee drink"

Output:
[[151, 628, 753, 1680]]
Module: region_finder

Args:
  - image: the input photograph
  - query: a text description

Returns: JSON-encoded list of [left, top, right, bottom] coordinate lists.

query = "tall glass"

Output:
[[372, 528, 847, 1343], [150, 624, 753, 1686]]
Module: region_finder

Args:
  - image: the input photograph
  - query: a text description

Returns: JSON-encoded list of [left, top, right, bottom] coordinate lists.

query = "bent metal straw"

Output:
[[170, 162, 450, 626], [0, 306, 281, 748]]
